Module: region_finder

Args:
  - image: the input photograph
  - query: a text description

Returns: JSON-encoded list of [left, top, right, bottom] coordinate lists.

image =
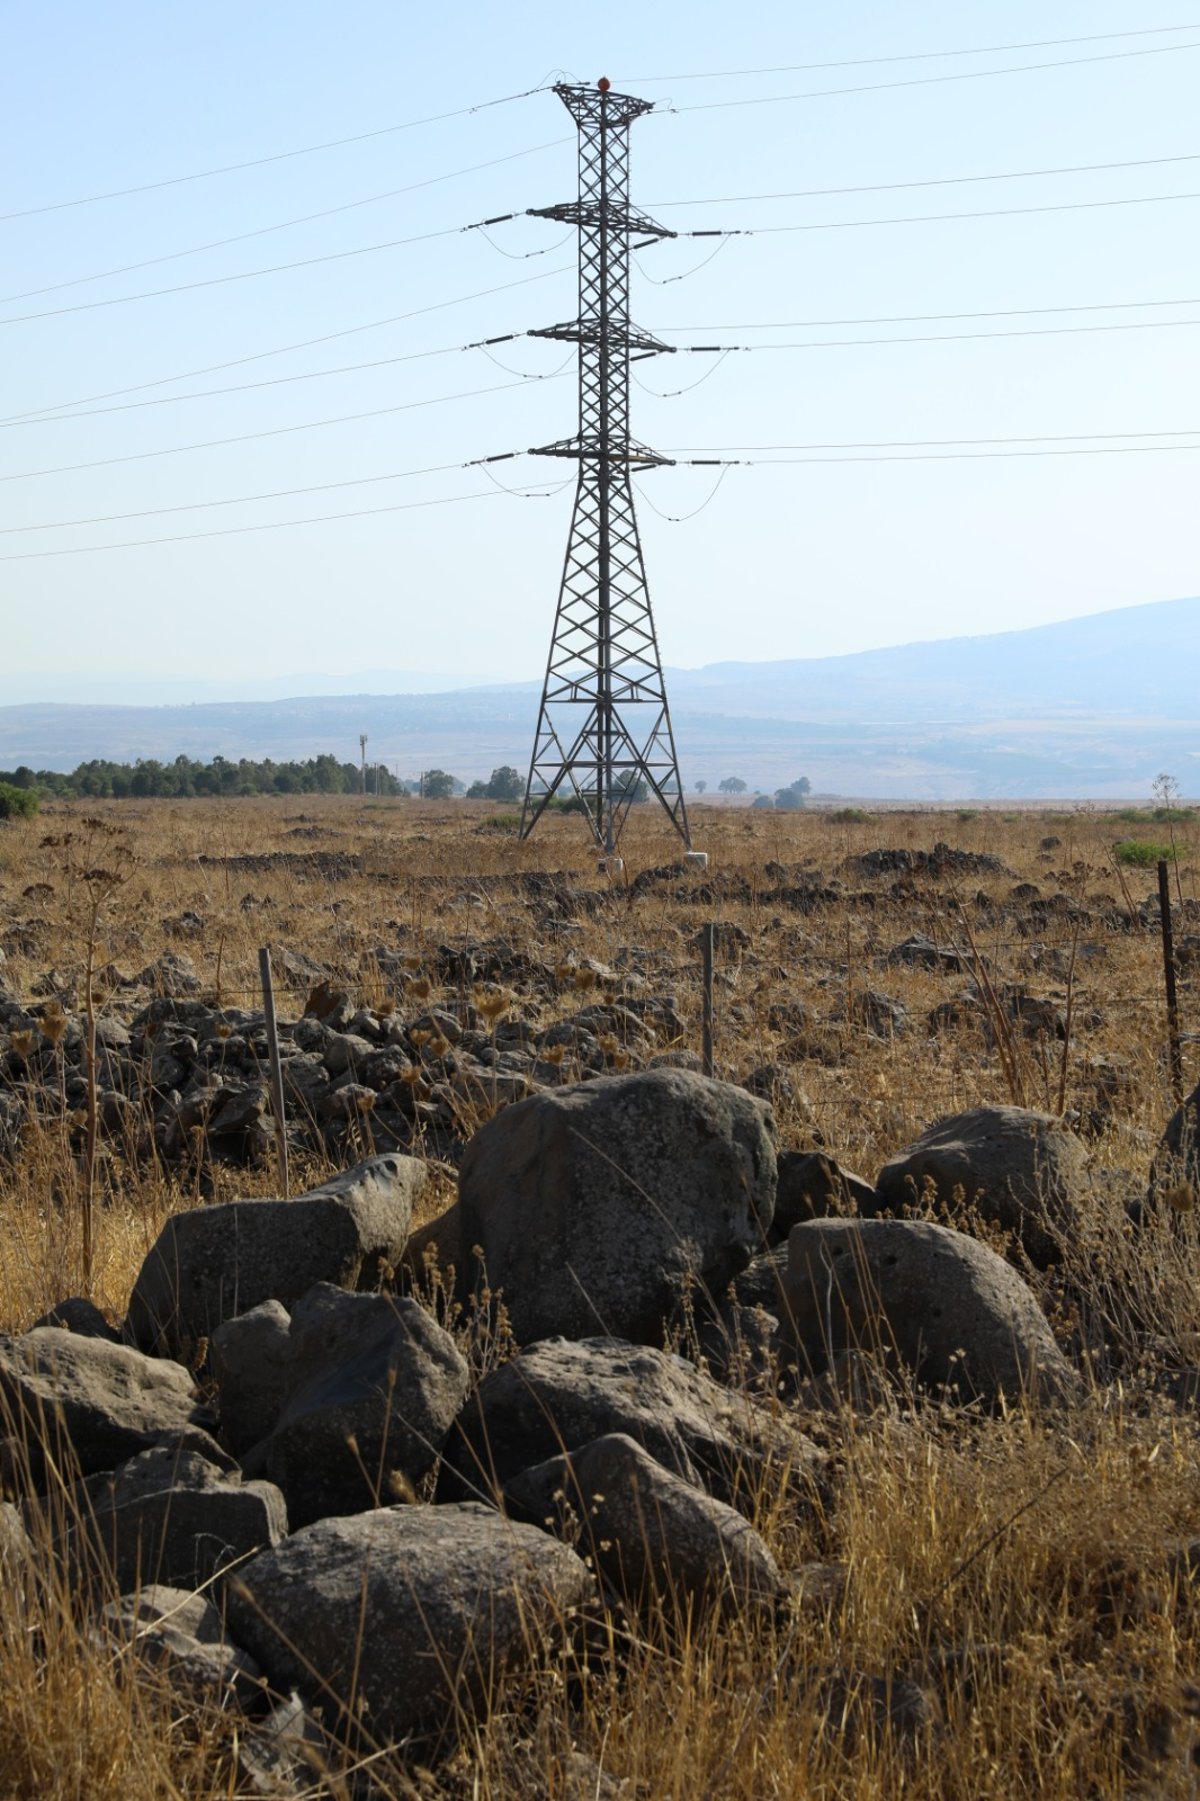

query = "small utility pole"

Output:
[[359, 733, 368, 794]]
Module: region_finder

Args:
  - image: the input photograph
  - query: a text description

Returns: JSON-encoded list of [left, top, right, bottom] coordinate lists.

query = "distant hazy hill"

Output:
[[3, 596, 1199, 799]]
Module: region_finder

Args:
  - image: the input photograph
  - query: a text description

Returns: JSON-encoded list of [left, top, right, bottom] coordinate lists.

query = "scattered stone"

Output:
[[103, 1585, 264, 1711], [210, 1301, 294, 1458], [773, 1151, 875, 1238], [781, 1218, 1079, 1407], [458, 1069, 777, 1345], [1149, 1078, 1200, 1211], [127, 1153, 425, 1355], [29, 1297, 121, 1342], [76, 1437, 287, 1593], [505, 1432, 785, 1617], [873, 1104, 1089, 1267], [812, 1669, 938, 1752], [0, 1327, 204, 1483], [263, 1285, 469, 1527], [439, 1335, 817, 1509], [887, 933, 969, 972], [403, 1199, 465, 1285], [228, 1502, 594, 1748]]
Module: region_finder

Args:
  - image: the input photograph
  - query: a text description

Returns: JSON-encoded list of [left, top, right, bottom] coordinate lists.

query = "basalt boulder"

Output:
[[457, 1068, 777, 1345]]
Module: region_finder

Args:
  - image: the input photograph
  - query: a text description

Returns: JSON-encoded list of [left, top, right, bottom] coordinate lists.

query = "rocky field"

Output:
[[1, 795, 1200, 1799]]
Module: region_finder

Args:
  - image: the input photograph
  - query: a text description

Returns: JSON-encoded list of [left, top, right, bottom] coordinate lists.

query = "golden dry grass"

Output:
[[1, 795, 1199, 1797]]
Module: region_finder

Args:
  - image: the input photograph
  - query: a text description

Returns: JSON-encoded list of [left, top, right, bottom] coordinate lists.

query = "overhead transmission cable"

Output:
[[1, 212, 571, 327], [9, 425, 1199, 538], [0, 138, 571, 306], [0, 461, 471, 532], [664, 40, 1200, 115], [0, 266, 572, 424], [621, 21, 1200, 82], [0, 371, 571, 485], [9, 428, 1200, 561], [657, 186, 1200, 241], [649, 148, 1200, 207], [657, 317, 1200, 352], [1, 85, 552, 222], [0, 489, 511, 562]]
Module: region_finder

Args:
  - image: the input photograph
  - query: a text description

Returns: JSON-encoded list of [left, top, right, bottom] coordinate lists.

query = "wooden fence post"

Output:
[[701, 922, 715, 1078], [1158, 860, 1184, 1106], [259, 947, 290, 1198]]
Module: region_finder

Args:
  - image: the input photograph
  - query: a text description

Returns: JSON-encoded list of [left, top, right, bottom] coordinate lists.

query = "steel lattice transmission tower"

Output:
[[519, 79, 691, 856]]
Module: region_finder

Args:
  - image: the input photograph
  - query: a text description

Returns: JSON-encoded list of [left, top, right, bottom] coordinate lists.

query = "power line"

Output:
[[650, 149, 1200, 207], [1, 86, 550, 223], [0, 344, 469, 429], [0, 461, 471, 533], [0, 489, 507, 562], [0, 373, 568, 484], [657, 317, 1200, 352], [8, 291, 1195, 429], [0, 217, 510, 327], [676, 186, 1200, 238], [20, 423, 1187, 532], [0, 269, 569, 424], [622, 22, 1200, 83], [0, 139, 570, 306], [669, 40, 1200, 115], [661, 295, 1200, 329], [667, 428, 1200, 450], [665, 443, 1200, 464]]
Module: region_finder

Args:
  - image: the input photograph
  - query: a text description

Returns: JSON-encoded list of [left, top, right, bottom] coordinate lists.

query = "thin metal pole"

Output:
[[1158, 859, 1184, 1105], [258, 947, 290, 1198], [701, 921, 715, 1078]]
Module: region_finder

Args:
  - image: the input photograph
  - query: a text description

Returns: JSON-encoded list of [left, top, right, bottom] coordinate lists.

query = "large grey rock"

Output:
[[1149, 1080, 1200, 1207], [438, 1336, 819, 1509], [0, 1327, 203, 1483], [782, 1218, 1079, 1407], [103, 1585, 264, 1711], [773, 1151, 875, 1239], [30, 1297, 121, 1343], [264, 1286, 470, 1527], [78, 1437, 287, 1592], [506, 1432, 784, 1616], [457, 1068, 777, 1344], [210, 1300, 294, 1457], [873, 1104, 1089, 1267], [127, 1154, 426, 1355], [228, 1502, 593, 1746]]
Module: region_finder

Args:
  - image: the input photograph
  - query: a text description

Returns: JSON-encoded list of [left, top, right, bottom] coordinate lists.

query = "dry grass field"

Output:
[[2, 794, 1200, 1798]]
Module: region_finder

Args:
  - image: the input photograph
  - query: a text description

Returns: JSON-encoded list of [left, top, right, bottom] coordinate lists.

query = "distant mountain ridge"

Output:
[[3, 596, 1199, 799]]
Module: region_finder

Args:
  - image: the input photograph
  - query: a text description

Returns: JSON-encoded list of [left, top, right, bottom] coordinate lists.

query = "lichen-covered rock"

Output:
[[263, 1286, 469, 1527], [127, 1154, 425, 1356], [228, 1502, 593, 1746], [457, 1068, 777, 1344], [439, 1335, 819, 1509], [0, 1327, 204, 1483], [873, 1104, 1089, 1267], [505, 1432, 785, 1616], [77, 1437, 287, 1592], [782, 1218, 1079, 1407]]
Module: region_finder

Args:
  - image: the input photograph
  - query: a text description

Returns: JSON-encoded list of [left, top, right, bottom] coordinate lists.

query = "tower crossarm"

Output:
[[529, 320, 674, 358], [528, 201, 676, 242]]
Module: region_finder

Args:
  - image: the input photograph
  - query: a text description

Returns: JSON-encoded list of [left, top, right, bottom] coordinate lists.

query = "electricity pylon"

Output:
[[519, 79, 691, 856]]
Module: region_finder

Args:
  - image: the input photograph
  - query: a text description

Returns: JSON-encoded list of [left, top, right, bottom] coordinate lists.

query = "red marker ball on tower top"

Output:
[[597, 77, 611, 91]]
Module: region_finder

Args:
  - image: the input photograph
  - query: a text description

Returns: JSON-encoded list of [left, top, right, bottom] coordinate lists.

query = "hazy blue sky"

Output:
[[3, 2, 1198, 696]]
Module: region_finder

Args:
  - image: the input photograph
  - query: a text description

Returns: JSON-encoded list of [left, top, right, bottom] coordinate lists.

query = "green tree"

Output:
[[421, 769, 457, 799], [0, 781, 38, 818], [718, 776, 747, 795], [485, 765, 523, 801], [695, 779, 707, 794]]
